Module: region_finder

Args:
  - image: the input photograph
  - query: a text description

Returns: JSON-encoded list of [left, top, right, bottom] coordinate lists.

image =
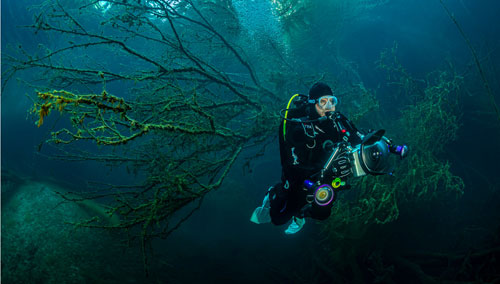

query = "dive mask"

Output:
[[317, 95, 337, 110]]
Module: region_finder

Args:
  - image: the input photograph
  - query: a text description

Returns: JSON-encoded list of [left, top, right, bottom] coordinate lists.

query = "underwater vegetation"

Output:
[[2, 0, 500, 282], [318, 44, 467, 282], [3, 0, 303, 271]]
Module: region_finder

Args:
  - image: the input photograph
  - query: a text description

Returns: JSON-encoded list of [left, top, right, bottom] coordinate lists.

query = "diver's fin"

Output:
[[250, 187, 272, 224], [284, 217, 305, 234], [250, 205, 271, 224]]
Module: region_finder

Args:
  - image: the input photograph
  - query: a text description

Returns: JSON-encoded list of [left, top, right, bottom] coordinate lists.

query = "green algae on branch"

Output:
[[32, 88, 238, 145], [33, 89, 130, 128]]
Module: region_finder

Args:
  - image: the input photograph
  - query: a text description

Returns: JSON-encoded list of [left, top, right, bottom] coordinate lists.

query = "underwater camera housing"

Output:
[[303, 129, 408, 207], [302, 130, 407, 206], [321, 129, 403, 179], [350, 130, 392, 177]]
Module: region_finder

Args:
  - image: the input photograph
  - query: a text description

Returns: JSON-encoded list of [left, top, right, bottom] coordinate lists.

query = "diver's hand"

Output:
[[399, 145, 409, 159], [389, 144, 409, 159], [331, 153, 351, 178]]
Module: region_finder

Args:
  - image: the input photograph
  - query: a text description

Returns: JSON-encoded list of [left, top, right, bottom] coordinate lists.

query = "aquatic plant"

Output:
[[3, 0, 309, 271], [319, 44, 465, 282]]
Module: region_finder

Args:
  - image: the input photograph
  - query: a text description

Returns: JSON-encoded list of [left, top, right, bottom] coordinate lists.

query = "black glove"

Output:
[[389, 144, 409, 159], [331, 151, 351, 178]]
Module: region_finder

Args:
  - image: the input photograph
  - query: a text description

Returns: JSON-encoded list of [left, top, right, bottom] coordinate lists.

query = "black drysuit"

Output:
[[269, 105, 363, 225]]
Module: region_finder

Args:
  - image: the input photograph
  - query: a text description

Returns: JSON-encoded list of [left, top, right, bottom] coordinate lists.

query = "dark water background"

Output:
[[2, 0, 500, 283]]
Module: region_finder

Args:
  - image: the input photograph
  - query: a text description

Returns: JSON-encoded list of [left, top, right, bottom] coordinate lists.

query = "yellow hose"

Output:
[[283, 94, 300, 141]]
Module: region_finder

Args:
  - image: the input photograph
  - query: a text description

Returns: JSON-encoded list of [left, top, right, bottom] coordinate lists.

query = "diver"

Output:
[[250, 82, 408, 234]]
